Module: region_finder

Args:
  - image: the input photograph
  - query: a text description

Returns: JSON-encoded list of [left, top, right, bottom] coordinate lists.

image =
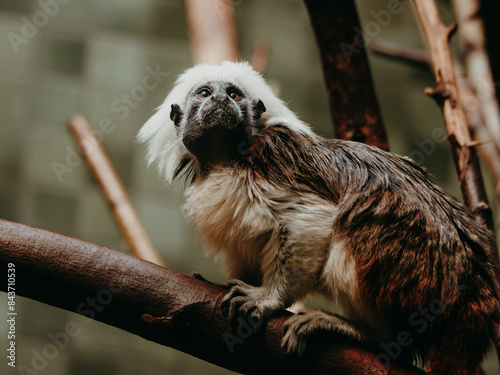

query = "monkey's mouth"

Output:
[[201, 105, 241, 130], [183, 106, 251, 166]]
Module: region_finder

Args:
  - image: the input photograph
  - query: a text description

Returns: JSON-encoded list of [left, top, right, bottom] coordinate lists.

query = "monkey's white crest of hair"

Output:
[[138, 61, 311, 185]]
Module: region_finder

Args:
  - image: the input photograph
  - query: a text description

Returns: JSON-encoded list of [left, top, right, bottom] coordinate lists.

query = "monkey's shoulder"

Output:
[[244, 124, 437, 204], [249, 124, 428, 177], [248, 126, 491, 233]]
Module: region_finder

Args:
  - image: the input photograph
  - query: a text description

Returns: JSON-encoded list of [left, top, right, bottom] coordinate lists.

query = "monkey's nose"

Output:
[[211, 92, 228, 102]]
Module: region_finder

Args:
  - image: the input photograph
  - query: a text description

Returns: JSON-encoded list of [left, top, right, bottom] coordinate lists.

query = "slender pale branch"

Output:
[[371, 40, 431, 67]]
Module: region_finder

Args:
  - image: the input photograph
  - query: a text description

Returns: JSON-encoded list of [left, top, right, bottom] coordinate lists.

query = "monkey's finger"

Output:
[[221, 282, 251, 316], [221, 295, 246, 320], [284, 313, 313, 333], [226, 279, 250, 289], [221, 287, 245, 306], [281, 329, 306, 356]]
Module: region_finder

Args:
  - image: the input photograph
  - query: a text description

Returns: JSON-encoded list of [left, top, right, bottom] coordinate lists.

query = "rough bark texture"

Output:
[[0, 219, 424, 375], [303, 0, 388, 151]]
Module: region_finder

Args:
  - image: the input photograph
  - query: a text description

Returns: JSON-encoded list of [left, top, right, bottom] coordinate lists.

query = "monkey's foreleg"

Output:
[[221, 230, 317, 331]]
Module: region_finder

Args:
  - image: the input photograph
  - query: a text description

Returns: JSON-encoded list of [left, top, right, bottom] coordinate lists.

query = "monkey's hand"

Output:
[[221, 279, 283, 329], [282, 310, 364, 356]]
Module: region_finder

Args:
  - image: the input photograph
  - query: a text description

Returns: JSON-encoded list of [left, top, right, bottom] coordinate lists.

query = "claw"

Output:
[[220, 280, 277, 333], [221, 284, 246, 320], [281, 310, 364, 356]]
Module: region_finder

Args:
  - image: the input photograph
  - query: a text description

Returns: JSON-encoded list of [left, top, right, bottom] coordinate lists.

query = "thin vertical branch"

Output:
[[303, 0, 388, 151], [69, 115, 164, 266]]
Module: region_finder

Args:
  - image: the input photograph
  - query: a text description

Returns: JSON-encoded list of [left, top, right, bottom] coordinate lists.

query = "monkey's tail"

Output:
[[488, 237, 500, 370], [493, 272, 500, 372], [495, 317, 500, 369]]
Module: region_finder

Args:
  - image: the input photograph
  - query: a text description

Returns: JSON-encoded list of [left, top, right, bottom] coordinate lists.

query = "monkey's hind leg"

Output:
[[282, 309, 364, 355]]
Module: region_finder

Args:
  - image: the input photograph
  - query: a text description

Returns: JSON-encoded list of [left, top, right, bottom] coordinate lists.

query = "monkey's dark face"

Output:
[[170, 82, 266, 168]]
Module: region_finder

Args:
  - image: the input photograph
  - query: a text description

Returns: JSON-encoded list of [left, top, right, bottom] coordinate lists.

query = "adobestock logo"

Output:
[[7, 0, 71, 54]]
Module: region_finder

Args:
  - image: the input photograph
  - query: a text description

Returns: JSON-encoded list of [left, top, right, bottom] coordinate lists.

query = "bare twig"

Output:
[[69, 115, 164, 266], [0, 219, 424, 375], [371, 40, 431, 67], [185, 0, 239, 64], [303, 0, 389, 151]]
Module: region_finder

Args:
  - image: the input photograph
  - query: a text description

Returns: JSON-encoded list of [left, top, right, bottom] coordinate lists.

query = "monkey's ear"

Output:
[[253, 99, 266, 119], [170, 104, 183, 127]]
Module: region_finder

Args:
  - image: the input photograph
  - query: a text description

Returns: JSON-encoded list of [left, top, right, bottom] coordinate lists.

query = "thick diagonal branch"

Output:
[[0, 219, 423, 375], [303, 0, 388, 150]]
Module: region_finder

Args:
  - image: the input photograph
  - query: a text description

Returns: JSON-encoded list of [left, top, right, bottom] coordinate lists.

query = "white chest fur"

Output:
[[183, 170, 275, 253], [182, 169, 359, 313]]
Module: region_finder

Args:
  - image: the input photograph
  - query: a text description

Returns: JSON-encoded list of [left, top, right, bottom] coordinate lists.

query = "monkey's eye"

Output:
[[228, 91, 241, 101], [198, 89, 211, 99]]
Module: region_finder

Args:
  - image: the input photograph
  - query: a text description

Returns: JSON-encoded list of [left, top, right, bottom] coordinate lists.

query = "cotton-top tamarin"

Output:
[[138, 61, 499, 374]]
